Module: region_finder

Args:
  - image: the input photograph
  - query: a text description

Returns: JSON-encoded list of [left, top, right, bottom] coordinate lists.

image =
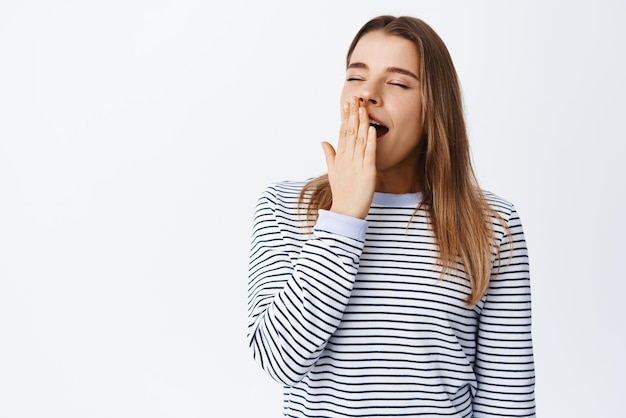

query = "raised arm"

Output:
[[247, 187, 367, 386], [248, 97, 376, 385]]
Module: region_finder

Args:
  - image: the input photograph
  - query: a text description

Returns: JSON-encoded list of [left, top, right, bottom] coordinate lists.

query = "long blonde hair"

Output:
[[299, 16, 505, 306]]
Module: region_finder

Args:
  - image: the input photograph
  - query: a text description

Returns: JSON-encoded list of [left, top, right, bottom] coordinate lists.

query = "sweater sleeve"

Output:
[[473, 206, 536, 417], [247, 188, 367, 386]]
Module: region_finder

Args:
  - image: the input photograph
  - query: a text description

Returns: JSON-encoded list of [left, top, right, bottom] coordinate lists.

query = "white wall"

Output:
[[0, 0, 624, 416]]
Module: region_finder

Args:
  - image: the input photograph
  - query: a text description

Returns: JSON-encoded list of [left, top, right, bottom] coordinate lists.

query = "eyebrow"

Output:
[[347, 62, 419, 81]]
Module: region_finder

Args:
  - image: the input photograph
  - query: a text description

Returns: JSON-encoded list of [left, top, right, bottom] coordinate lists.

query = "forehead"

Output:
[[349, 31, 420, 70]]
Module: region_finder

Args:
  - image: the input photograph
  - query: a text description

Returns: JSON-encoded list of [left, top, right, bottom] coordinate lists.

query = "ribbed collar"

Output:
[[372, 192, 423, 207]]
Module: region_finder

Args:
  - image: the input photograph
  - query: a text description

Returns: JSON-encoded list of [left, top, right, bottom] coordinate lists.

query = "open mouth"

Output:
[[369, 120, 389, 138]]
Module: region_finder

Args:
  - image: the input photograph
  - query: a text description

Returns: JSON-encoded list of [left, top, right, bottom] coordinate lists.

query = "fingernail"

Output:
[[343, 101, 349, 112]]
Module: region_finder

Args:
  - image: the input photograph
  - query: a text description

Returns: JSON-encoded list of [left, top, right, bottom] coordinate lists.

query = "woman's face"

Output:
[[341, 31, 424, 186]]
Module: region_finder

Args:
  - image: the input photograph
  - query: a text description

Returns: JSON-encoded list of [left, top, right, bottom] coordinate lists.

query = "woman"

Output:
[[248, 15, 535, 417]]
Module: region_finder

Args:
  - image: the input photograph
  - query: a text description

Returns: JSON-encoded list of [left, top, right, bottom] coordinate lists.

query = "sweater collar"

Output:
[[372, 192, 422, 207]]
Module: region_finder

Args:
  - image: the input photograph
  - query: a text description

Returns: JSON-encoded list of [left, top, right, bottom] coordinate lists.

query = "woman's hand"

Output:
[[321, 97, 377, 219]]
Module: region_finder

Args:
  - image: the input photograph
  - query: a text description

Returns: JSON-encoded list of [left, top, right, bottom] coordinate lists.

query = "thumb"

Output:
[[321, 141, 336, 170]]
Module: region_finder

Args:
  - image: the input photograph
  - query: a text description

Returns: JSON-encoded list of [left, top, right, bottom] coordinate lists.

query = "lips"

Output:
[[368, 116, 389, 138]]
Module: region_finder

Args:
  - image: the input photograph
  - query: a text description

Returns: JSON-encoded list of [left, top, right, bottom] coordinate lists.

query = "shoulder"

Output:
[[252, 180, 315, 234], [482, 189, 516, 220], [257, 179, 309, 204], [481, 189, 527, 234], [481, 190, 528, 247], [254, 179, 314, 218]]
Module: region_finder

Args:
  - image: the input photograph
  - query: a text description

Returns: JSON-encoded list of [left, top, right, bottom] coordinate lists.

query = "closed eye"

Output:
[[389, 82, 409, 89]]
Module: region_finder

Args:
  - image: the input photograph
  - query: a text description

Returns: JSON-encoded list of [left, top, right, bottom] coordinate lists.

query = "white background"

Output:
[[1, 0, 624, 417]]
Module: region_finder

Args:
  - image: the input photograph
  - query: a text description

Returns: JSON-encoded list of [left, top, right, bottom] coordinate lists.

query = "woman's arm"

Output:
[[247, 186, 367, 386], [473, 206, 536, 417]]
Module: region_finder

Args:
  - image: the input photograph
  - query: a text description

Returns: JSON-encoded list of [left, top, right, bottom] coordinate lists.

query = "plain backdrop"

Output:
[[1, 0, 624, 417]]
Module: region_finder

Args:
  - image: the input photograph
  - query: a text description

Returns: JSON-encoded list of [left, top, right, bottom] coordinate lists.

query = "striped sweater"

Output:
[[247, 180, 535, 417]]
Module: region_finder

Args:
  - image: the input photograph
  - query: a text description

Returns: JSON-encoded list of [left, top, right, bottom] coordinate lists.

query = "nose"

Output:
[[359, 81, 381, 106]]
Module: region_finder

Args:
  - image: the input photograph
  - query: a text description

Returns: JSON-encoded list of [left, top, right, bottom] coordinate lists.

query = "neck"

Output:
[[375, 173, 422, 194]]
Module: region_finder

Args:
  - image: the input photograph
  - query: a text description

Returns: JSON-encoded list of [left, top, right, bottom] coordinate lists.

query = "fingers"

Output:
[[326, 97, 377, 219], [364, 125, 377, 166], [338, 97, 369, 157], [347, 97, 360, 140], [337, 101, 350, 154], [321, 141, 336, 171], [356, 107, 370, 147]]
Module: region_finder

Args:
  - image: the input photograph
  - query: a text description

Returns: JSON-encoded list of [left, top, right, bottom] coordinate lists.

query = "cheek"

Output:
[[398, 102, 423, 133], [339, 92, 347, 113], [339, 85, 352, 105]]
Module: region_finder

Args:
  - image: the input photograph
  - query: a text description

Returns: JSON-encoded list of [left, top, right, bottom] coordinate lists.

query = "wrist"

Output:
[[329, 204, 368, 220]]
